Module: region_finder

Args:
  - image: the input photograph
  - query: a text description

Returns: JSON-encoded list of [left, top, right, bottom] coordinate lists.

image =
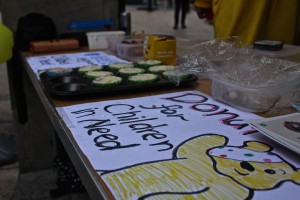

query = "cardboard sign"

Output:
[[143, 34, 176, 65]]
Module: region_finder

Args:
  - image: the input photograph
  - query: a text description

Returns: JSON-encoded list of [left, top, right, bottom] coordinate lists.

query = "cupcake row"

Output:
[[43, 60, 190, 87]]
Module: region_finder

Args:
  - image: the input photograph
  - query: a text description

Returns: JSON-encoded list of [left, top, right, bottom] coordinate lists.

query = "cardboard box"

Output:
[[144, 34, 176, 65]]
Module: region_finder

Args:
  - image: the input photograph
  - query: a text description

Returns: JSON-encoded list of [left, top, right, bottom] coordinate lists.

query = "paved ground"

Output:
[[0, 2, 213, 200]]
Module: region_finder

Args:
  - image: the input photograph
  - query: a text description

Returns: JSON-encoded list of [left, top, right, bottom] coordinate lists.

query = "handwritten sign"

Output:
[[26, 51, 128, 78], [57, 90, 300, 199]]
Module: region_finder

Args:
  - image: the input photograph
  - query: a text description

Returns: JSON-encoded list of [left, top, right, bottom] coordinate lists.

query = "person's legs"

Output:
[[174, 0, 182, 29], [168, 0, 173, 8], [174, 0, 180, 29], [181, 0, 189, 28]]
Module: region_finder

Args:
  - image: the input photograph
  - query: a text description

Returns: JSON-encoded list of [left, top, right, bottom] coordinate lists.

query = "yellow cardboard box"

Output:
[[143, 34, 176, 65]]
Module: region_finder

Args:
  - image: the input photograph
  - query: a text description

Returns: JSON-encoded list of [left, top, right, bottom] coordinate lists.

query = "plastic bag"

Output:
[[170, 37, 300, 113]]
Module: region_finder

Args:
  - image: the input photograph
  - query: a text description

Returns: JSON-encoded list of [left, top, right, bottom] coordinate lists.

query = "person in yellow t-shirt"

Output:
[[194, 0, 300, 45]]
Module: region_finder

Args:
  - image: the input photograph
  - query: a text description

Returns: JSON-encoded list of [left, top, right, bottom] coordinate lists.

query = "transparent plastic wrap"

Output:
[[172, 37, 300, 113], [174, 37, 245, 79], [163, 68, 191, 86]]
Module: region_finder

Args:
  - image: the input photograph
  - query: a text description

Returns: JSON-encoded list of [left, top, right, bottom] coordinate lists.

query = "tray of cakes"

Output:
[[39, 60, 198, 97]]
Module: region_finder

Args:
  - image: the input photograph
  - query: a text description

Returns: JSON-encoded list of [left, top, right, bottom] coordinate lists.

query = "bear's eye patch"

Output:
[[264, 169, 276, 174], [240, 161, 254, 172]]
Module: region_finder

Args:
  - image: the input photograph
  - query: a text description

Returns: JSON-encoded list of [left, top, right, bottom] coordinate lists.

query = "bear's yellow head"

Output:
[[209, 141, 300, 190]]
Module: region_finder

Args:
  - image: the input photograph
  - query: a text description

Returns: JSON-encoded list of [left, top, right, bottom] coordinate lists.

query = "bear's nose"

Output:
[[240, 161, 255, 172]]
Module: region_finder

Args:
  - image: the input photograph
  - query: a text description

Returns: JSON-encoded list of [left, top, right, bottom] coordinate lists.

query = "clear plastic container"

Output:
[[106, 34, 125, 53], [116, 42, 143, 60], [86, 31, 125, 50], [211, 75, 300, 113]]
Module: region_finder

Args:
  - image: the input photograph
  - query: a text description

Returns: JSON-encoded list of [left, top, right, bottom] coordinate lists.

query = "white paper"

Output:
[[246, 113, 300, 154], [56, 90, 300, 200], [26, 51, 128, 78]]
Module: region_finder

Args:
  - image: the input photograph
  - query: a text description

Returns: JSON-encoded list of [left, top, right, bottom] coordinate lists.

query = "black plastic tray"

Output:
[[39, 67, 198, 97]]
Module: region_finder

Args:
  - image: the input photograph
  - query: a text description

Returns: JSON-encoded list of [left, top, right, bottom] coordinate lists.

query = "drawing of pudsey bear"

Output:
[[101, 134, 300, 200]]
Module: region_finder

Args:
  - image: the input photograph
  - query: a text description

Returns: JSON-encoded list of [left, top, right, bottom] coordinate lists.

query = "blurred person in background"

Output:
[[168, 0, 173, 8], [193, 0, 300, 45], [174, 0, 190, 29]]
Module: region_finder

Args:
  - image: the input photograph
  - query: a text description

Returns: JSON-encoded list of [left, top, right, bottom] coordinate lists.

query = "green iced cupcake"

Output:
[[148, 65, 176, 74], [85, 71, 113, 79], [137, 60, 162, 69], [92, 76, 122, 87], [118, 67, 145, 77], [107, 63, 134, 72], [128, 73, 158, 84], [78, 65, 103, 74]]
